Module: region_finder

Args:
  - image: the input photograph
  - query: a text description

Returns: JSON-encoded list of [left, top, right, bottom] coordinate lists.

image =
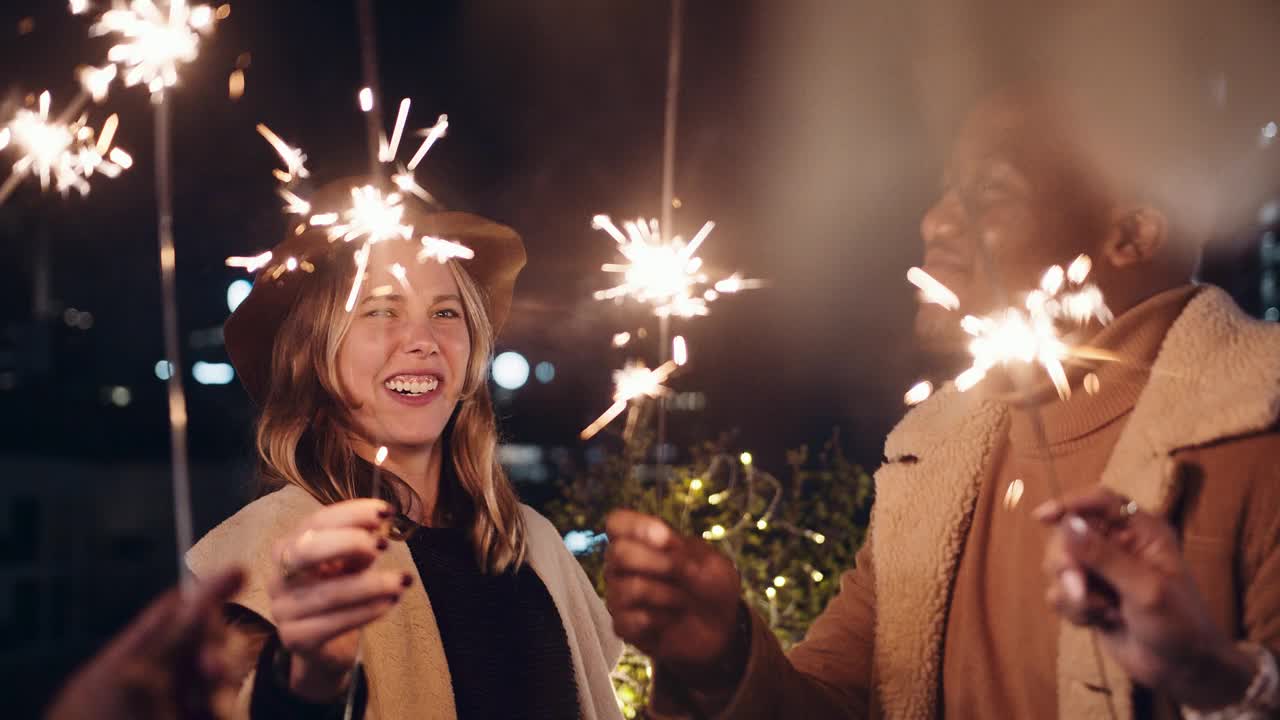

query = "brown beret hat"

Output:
[[223, 177, 525, 405]]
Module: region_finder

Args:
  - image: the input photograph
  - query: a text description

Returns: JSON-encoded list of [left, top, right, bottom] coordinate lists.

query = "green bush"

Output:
[[547, 430, 874, 716]]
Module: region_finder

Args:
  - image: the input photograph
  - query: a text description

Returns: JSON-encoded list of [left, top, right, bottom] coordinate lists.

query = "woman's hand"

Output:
[[268, 499, 411, 702], [1037, 488, 1257, 711]]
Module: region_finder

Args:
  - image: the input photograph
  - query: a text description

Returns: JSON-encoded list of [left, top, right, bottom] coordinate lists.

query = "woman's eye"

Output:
[[434, 308, 462, 319], [365, 308, 394, 318]]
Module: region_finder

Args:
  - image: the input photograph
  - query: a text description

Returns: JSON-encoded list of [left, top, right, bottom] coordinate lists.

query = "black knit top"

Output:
[[251, 525, 580, 719]]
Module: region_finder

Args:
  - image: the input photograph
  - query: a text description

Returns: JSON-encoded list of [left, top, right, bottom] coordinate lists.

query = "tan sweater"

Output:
[[651, 285, 1280, 720], [187, 487, 624, 720], [941, 285, 1194, 719]]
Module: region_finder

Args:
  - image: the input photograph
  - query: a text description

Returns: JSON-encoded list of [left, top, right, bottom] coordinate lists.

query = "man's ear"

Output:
[[1102, 206, 1168, 268]]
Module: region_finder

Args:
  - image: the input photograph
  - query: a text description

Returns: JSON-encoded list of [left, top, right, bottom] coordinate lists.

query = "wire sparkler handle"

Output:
[[974, 242, 1120, 720]]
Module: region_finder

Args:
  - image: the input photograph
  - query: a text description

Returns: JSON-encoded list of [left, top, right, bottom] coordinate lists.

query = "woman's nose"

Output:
[[401, 322, 440, 356]]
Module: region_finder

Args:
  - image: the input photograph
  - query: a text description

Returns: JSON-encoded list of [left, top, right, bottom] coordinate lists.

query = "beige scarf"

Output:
[[188, 486, 623, 720]]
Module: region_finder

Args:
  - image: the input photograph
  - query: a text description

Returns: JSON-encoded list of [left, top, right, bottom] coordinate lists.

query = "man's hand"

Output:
[[45, 567, 246, 720], [1037, 488, 1257, 711], [604, 510, 744, 687]]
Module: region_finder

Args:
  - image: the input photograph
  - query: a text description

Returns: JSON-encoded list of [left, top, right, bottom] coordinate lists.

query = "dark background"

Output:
[[1, 1, 1277, 714]]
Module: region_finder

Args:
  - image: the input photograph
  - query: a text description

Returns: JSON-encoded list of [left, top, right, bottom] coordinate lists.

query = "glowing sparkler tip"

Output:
[[69, 0, 91, 15], [591, 214, 754, 318], [277, 188, 311, 215], [89, 0, 222, 98], [2, 91, 133, 198], [579, 359, 679, 439], [1040, 265, 1065, 295], [673, 336, 688, 366], [418, 236, 475, 264], [225, 251, 272, 272], [907, 267, 960, 310], [359, 88, 374, 112], [189, 5, 213, 29], [1066, 254, 1092, 284], [379, 98, 412, 162], [108, 147, 133, 168], [611, 332, 631, 348], [228, 69, 245, 100], [375, 446, 388, 465], [904, 380, 934, 406]]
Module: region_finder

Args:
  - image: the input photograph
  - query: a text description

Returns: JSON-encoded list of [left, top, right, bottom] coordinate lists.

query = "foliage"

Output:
[[546, 425, 874, 715]]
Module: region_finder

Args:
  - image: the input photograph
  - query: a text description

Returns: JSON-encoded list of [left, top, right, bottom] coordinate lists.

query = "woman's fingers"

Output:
[[301, 499, 393, 533], [274, 570, 411, 622], [277, 597, 401, 654], [275, 527, 387, 586]]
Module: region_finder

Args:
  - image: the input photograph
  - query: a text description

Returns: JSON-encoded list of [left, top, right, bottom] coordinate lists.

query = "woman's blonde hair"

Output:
[[254, 246, 526, 573]]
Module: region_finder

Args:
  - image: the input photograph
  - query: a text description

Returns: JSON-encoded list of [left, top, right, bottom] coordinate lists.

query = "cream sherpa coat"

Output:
[[187, 488, 623, 720], [871, 286, 1280, 719], [654, 285, 1280, 720]]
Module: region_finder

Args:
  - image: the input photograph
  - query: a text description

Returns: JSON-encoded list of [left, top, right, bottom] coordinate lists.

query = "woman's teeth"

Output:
[[384, 376, 439, 396]]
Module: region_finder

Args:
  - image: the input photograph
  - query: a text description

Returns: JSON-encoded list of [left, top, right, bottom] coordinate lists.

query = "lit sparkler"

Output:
[[904, 380, 933, 406], [907, 266, 960, 310], [85, 0, 223, 98], [906, 256, 1113, 401], [591, 215, 760, 318], [672, 335, 688, 366], [68, 0, 227, 579], [580, 360, 679, 440], [231, 101, 459, 314], [418, 236, 475, 264], [0, 92, 132, 203], [225, 251, 272, 272]]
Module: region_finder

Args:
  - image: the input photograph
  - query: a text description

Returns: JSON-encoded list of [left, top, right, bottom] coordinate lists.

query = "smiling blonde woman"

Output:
[[187, 178, 622, 720]]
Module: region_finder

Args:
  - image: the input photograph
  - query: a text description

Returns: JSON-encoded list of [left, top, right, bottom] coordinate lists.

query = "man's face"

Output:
[[914, 95, 1111, 349]]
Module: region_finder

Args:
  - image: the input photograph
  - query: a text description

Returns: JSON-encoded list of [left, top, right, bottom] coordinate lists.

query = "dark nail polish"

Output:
[[376, 537, 389, 551], [377, 508, 392, 519], [401, 573, 413, 587]]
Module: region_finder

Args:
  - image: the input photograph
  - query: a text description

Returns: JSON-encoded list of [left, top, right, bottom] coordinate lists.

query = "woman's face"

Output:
[[337, 241, 472, 452]]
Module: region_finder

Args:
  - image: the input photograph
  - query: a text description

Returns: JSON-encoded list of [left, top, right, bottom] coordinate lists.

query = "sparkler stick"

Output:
[[905, 251, 1126, 717], [345, 5, 403, 717], [83, 0, 224, 581], [971, 245, 1120, 720], [656, 0, 685, 491], [153, 93, 195, 577], [355, 0, 384, 183], [580, 360, 679, 441]]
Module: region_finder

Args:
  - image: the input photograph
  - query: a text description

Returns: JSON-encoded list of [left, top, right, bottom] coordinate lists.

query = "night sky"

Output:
[[1, 0, 1278, 712], [0, 1, 959, 473]]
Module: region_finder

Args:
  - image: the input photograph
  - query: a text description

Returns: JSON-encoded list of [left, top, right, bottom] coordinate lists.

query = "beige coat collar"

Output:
[[187, 486, 623, 720], [870, 286, 1280, 719]]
